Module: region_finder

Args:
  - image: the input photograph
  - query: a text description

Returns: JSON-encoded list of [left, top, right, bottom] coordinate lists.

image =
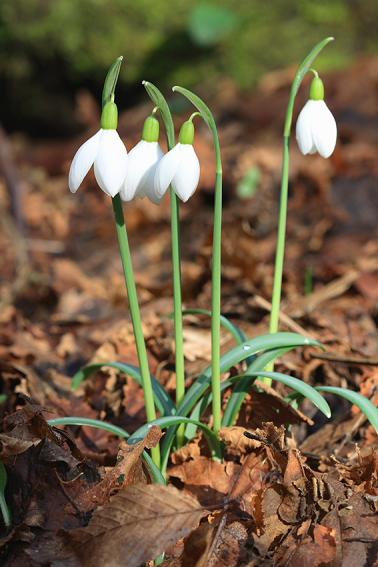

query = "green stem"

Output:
[[170, 189, 186, 446], [142, 82, 186, 448], [212, 166, 222, 438], [269, 134, 290, 335], [111, 194, 160, 467], [266, 37, 334, 386], [172, 86, 223, 440]]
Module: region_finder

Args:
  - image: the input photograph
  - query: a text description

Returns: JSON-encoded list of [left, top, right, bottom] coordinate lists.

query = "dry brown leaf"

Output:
[[219, 426, 262, 453], [66, 483, 207, 567], [75, 425, 163, 512], [276, 525, 337, 567], [181, 522, 214, 567], [168, 456, 232, 507], [207, 521, 248, 567]]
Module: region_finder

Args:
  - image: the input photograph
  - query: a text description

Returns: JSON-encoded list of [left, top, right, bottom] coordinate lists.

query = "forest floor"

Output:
[[1, 57, 378, 566]]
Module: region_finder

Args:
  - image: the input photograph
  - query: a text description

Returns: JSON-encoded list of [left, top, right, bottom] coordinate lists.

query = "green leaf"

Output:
[[316, 386, 378, 433], [180, 308, 249, 344], [161, 332, 322, 469], [102, 56, 123, 109], [245, 372, 331, 417], [71, 362, 175, 417], [179, 308, 256, 366], [0, 460, 12, 527], [127, 416, 222, 467], [222, 346, 296, 427], [142, 81, 175, 150], [48, 417, 166, 485]]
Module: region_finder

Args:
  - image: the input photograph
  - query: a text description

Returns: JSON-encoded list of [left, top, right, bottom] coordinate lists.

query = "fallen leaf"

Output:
[[168, 456, 232, 507], [65, 484, 207, 567], [75, 425, 163, 512]]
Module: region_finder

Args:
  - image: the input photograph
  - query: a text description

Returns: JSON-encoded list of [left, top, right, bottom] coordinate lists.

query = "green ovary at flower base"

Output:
[[120, 114, 165, 205], [69, 101, 128, 197], [154, 117, 200, 203]]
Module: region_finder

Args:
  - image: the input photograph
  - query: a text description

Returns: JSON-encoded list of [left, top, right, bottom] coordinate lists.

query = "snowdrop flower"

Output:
[[296, 76, 337, 159], [69, 101, 128, 197], [154, 120, 200, 203], [120, 115, 164, 205]]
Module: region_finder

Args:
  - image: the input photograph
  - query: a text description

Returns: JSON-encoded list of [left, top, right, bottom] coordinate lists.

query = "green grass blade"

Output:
[[71, 362, 175, 417], [316, 386, 378, 432], [48, 417, 166, 484]]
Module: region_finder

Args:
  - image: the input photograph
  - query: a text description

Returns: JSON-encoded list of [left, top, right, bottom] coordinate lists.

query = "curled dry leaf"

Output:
[[75, 425, 163, 512], [64, 483, 206, 567], [219, 426, 262, 453]]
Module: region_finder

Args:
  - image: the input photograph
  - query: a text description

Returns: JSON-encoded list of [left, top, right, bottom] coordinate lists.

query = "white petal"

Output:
[[296, 100, 316, 156], [68, 130, 101, 193], [94, 130, 128, 197], [171, 145, 200, 202], [154, 144, 181, 198], [120, 141, 164, 202], [310, 100, 337, 158]]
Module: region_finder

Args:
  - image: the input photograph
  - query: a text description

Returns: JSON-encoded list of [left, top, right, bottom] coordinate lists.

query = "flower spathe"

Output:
[[296, 76, 337, 159], [69, 102, 128, 197], [154, 120, 200, 203]]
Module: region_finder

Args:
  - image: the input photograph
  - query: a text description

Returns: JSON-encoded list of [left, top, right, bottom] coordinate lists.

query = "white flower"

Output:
[[69, 129, 128, 197], [120, 140, 164, 205], [154, 143, 200, 203], [296, 100, 337, 158]]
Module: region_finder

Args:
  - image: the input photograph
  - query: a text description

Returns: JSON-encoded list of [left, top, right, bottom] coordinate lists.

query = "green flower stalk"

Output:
[[143, 81, 188, 448], [172, 87, 223, 440], [69, 59, 159, 466], [267, 38, 335, 386]]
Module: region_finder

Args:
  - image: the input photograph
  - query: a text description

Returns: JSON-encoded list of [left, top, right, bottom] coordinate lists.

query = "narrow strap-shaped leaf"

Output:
[[179, 308, 256, 366], [71, 362, 175, 417], [161, 333, 322, 462], [222, 346, 295, 427], [127, 416, 222, 466], [0, 460, 12, 527], [315, 386, 378, 432], [245, 372, 331, 417], [48, 417, 166, 485]]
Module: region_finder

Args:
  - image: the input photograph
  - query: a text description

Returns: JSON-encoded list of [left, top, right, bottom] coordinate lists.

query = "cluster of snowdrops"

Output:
[[69, 73, 337, 203]]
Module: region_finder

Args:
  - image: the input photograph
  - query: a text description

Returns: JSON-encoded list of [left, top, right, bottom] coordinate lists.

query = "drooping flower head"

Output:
[[296, 75, 337, 159], [120, 114, 164, 205], [154, 118, 200, 203], [69, 100, 128, 197]]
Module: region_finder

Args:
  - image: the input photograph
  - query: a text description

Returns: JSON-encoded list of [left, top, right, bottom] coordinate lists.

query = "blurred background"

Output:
[[1, 0, 378, 136]]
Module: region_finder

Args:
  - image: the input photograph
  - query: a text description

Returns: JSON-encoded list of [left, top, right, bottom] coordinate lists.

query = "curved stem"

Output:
[[266, 37, 334, 386]]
